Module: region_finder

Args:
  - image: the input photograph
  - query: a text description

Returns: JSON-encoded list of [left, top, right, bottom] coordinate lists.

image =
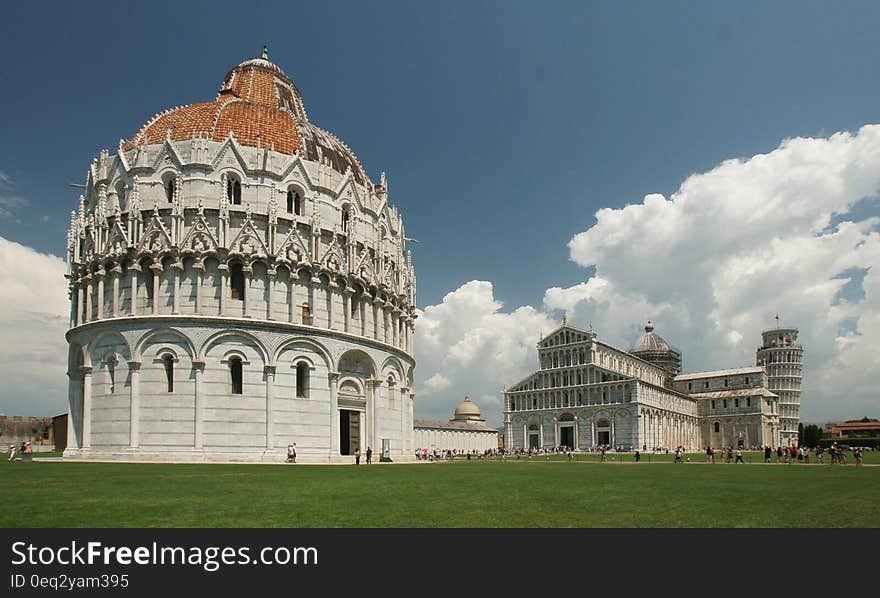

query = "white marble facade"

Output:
[[504, 323, 785, 452], [64, 53, 416, 462]]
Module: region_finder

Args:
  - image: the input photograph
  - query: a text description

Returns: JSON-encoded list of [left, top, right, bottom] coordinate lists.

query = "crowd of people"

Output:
[[7, 441, 34, 462], [412, 442, 872, 466]]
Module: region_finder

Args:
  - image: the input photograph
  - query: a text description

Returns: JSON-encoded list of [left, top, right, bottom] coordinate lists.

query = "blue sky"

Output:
[[1, 2, 879, 424]]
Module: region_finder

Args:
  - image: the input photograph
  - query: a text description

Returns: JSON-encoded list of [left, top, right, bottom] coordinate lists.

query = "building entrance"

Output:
[[528, 433, 540, 449], [560, 426, 574, 448], [597, 430, 610, 446], [340, 410, 361, 456]]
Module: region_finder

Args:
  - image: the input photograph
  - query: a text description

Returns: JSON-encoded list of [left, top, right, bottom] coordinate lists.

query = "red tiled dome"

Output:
[[126, 53, 369, 185]]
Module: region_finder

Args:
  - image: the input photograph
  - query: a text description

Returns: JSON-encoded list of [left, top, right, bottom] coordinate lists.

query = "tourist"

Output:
[[286, 443, 296, 463], [7, 445, 15, 462], [764, 446, 771, 463], [706, 446, 712, 463], [854, 447, 863, 466], [355, 448, 361, 465], [366, 446, 372, 464], [634, 450, 640, 462], [600, 446, 606, 462], [735, 448, 744, 464]]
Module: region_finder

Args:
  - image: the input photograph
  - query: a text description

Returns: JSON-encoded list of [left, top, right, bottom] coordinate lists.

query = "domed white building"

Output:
[[64, 50, 417, 462], [414, 396, 500, 454]]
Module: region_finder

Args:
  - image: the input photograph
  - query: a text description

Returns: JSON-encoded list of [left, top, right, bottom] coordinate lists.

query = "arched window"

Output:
[[287, 189, 302, 215], [227, 177, 242, 205], [301, 303, 311, 325], [230, 357, 243, 395], [162, 354, 174, 392], [714, 422, 720, 433], [165, 177, 176, 203], [342, 207, 350, 233], [230, 263, 245, 300], [296, 362, 309, 398]]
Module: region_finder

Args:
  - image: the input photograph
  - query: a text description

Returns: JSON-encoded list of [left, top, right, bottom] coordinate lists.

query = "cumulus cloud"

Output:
[[0, 236, 69, 418], [415, 126, 879, 429], [414, 281, 556, 428], [544, 125, 880, 423]]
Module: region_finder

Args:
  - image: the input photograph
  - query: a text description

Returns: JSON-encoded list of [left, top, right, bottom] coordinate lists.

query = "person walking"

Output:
[[634, 450, 641, 463], [286, 443, 296, 463], [735, 448, 744, 464], [366, 446, 372, 464], [8, 444, 15, 462]]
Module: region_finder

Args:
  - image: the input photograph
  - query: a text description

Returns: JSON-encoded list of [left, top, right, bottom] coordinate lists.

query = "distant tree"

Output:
[[802, 425, 822, 448], [798, 423, 804, 445]]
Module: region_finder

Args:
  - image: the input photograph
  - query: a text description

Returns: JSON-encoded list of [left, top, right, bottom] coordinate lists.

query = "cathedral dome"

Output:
[[453, 396, 483, 421], [632, 321, 673, 353], [124, 49, 369, 185]]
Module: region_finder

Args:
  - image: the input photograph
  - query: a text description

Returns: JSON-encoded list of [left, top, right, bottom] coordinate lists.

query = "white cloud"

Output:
[[414, 281, 556, 428], [545, 125, 880, 424], [415, 126, 880, 429], [0, 236, 69, 418]]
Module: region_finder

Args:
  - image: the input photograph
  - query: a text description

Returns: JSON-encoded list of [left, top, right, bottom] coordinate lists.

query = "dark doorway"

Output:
[[560, 426, 574, 448], [597, 430, 610, 446], [340, 410, 361, 456], [529, 433, 540, 449]]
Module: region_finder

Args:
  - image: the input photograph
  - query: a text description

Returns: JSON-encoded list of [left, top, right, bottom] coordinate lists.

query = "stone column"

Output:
[[95, 270, 104, 320], [265, 365, 276, 450], [171, 261, 181, 314], [289, 277, 296, 323], [128, 361, 141, 448], [574, 416, 579, 450], [242, 265, 252, 318], [309, 276, 320, 326], [342, 289, 352, 333], [372, 297, 381, 340], [610, 417, 615, 449], [193, 262, 204, 315], [84, 274, 92, 323], [219, 264, 228, 316], [553, 419, 559, 448], [522, 423, 527, 449], [591, 419, 596, 448], [129, 264, 140, 316], [150, 262, 162, 315], [267, 271, 276, 320], [327, 280, 337, 330], [193, 360, 205, 449], [111, 265, 121, 317], [369, 378, 382, 455], [75, 283, 83, 326], [400, 385, 409, 457], [81, 366, 93, 449], [66, 371, 82, 449], [539, 422, 545, 448], [329, 372, 340, 456]]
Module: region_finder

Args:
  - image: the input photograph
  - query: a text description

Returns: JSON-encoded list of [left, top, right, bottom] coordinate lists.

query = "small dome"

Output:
[[632, 320, 673, 353], [453, 395, 483, 421]]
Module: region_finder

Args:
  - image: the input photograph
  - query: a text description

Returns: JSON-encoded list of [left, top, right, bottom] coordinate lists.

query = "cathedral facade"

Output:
[[504, 321, 799, 452], [64, 51, 417, 462]]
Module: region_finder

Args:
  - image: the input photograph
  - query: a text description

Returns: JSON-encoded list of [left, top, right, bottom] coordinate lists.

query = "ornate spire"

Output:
[[267, 193, 277, 225], [261, 45, 269, 60], [129, 176, 141, 216], [219, 173, 228, 220], [172, 175, 183, 216]]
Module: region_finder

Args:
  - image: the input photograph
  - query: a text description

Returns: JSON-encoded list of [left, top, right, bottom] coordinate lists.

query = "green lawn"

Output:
[[2, 458, 878, 528]]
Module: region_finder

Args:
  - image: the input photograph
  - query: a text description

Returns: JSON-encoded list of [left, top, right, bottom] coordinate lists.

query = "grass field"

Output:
[[2, 457, 878, 528]]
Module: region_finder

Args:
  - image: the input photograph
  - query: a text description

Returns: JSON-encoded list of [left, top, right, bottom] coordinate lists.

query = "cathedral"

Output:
[[503, 320, 803, 452], [64, 50, 417, 462]]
